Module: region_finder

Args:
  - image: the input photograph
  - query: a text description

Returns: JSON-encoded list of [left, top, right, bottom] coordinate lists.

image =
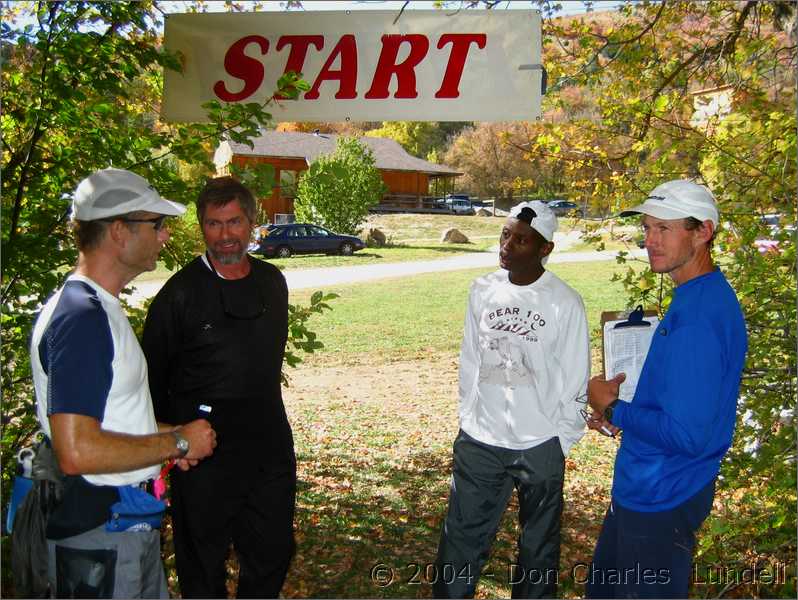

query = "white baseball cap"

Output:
[[509, 200, 558, 241], [620, 179, 718, 226], [72, 168, 186, 221]]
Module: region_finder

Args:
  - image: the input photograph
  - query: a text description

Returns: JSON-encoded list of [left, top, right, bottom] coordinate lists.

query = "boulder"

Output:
[[366, 228, 387, 246], [440, 228, 470, 244]]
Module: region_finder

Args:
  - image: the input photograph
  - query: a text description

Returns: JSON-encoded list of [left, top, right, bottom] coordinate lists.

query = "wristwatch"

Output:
[[604, 399, 621, 424], [172, 431, 190, 458]]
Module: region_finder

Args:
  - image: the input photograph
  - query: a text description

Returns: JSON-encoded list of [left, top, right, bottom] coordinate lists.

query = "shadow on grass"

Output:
[[284, 445, 608, 599], [286, 446, 448, 598]]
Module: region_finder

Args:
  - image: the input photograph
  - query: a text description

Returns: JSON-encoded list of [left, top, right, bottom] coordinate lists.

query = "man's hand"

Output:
[[175, 458, 199, 471], [177, 419, 217, 460], [585, 411, 620, 437], [588, 373, 626, 413]]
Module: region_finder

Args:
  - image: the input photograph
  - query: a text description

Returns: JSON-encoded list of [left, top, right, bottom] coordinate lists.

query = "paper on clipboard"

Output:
[[602, 311, 659, 401]]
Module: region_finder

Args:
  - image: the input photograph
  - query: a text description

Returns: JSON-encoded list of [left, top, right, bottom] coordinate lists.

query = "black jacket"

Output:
[[142, 256, 292, 466]]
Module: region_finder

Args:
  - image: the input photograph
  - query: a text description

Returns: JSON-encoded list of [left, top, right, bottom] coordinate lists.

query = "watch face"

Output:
[[176, 436, 189, 455]]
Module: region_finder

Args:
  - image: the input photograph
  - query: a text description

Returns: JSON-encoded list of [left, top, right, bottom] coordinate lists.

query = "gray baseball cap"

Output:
[[72, 168, 186, 221]]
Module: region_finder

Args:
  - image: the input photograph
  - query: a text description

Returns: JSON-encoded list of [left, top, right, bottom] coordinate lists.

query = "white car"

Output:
[[445, 198, 475, 215]]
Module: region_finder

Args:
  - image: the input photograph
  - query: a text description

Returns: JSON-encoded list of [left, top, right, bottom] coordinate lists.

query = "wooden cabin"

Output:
[[214, 131, 462, 222]]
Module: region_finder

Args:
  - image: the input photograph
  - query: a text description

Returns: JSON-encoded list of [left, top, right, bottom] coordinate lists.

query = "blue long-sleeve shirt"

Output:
[[611, 268, 747, 512]]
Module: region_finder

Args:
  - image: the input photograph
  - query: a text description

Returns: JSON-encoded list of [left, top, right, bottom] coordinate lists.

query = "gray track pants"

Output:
[[47, 525, 168, 598], [434, 431, 565, 599]]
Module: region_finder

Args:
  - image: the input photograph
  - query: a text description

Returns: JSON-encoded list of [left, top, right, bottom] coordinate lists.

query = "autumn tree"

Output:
[[443, 122, 542, 204], [365, 121, 469, 161]]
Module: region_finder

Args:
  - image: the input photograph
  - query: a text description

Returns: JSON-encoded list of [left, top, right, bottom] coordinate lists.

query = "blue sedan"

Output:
[[249, 223, 366, 258]]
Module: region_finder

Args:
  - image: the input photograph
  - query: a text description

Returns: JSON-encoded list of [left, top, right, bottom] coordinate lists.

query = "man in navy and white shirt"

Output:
[[434, 201, 590, 598], [30, 168, 217, 598]]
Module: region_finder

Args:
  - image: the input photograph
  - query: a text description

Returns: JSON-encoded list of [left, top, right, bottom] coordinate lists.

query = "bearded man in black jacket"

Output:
[[143, 177, 295, 599]]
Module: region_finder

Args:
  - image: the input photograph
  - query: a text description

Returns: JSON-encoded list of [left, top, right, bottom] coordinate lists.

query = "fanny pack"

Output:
[[105, 485, 166, 532]]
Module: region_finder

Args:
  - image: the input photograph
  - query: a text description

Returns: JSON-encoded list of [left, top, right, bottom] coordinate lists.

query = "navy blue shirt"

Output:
[[39, 280, 114, 420]]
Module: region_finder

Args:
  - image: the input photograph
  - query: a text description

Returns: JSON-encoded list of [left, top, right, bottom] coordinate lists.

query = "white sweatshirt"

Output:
[[458, 269, 589, 456]]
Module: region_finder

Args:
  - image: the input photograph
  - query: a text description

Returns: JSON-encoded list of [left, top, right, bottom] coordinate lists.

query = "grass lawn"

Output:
[[362, 213, 604, 243], [362, 213, 509, 242], [288, 260, 634, 370], [277, 260, 633, 598]]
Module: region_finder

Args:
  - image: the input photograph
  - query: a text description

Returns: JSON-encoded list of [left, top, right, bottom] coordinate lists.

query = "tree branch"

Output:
[[7, 2, 90, 247], [9, 1, 58, 244], [548, 1, 666, 88], [392, 1, 409, 25], [626, 1, 757, 156]]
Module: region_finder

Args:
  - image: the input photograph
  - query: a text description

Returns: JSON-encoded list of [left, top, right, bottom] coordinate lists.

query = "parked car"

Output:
[[447, 198, 475, 215], [437, 195, 474, 215], [249, 223, 365, 258], [546, 200, 584, 218]]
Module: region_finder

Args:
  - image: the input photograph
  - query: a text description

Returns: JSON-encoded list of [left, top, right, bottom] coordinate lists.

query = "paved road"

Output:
[[127, 246, 646, 306]]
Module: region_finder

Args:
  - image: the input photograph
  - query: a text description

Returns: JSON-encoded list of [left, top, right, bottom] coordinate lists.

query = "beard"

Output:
[[207, 241, 247, 265]]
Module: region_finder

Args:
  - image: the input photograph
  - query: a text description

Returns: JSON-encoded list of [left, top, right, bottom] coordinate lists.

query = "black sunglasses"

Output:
[[102, 215, 168, 231]]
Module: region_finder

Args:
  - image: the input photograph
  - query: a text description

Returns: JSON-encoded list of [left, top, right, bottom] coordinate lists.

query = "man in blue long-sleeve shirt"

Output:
[[585, 180, 747, 598]]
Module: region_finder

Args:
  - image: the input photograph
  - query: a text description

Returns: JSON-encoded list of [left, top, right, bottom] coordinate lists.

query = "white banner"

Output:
[[162, 10, 542, 123]]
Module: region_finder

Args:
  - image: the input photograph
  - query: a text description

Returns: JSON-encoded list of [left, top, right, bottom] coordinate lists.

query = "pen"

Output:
[[600, 425, 615, 437]]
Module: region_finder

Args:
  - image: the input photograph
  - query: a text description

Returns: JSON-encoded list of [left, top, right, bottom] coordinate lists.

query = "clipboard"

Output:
[[601, 305, 659, 401]]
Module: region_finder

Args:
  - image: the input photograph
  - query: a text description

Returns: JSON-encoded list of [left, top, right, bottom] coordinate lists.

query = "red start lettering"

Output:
[[213, 32, 487, 103], [305, 34, 358, 99], [435, 34, 486, 98], [213, 35, 269, 102], [365, 34, 429, 99], [274, 35, 324, 99]]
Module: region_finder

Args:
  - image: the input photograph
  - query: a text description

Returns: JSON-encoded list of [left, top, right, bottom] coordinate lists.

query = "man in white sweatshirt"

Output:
[[434, 201, 590, 599]]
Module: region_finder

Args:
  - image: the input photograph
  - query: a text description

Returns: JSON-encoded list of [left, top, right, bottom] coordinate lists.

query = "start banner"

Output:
[[162, 10, 542, 123]]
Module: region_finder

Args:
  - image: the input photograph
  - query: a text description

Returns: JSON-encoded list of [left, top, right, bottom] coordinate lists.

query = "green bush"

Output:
[[295, 137, 387, 235]]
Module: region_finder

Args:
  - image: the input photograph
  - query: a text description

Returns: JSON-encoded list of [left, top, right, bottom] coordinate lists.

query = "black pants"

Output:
[[585, 480, 715, 599], [434, 431, 565, 599], [170, 457, 296, 598]]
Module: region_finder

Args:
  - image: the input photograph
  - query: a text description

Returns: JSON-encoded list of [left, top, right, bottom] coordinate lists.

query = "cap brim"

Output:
[[617, 202, 689, 221], [145, 197, 187, 216]]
